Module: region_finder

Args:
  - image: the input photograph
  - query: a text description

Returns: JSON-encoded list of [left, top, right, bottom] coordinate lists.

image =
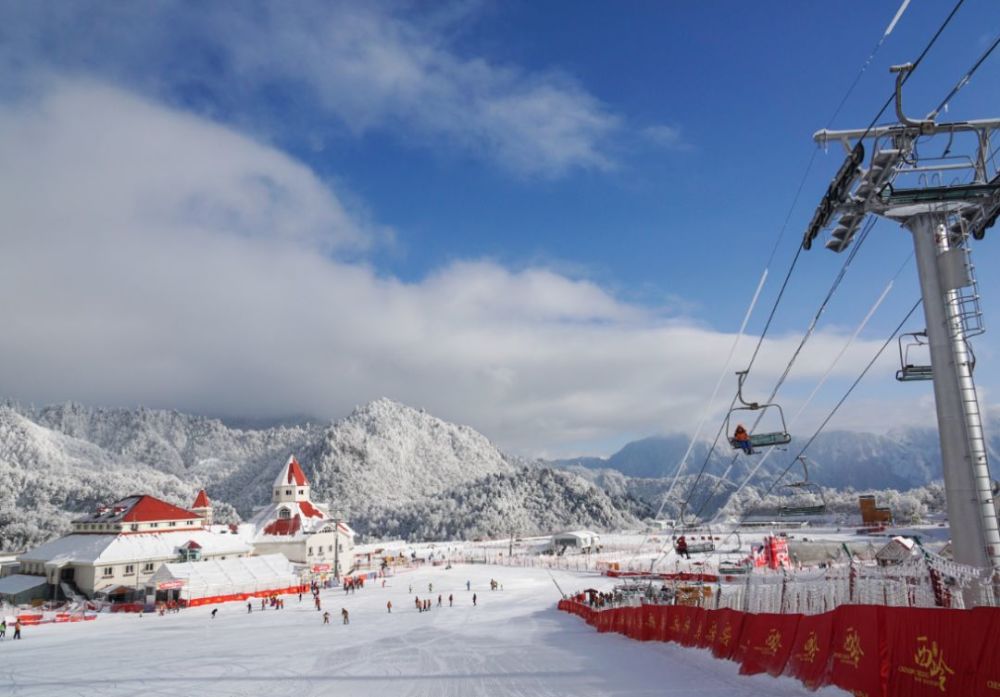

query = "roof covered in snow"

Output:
[[273, 456, 309, 488], [20, 530, 251, 566], [249, 500, 336, 540], [149, 554, 299, 597], [73, 495, 203, 524], [0, 574, 49, 595]]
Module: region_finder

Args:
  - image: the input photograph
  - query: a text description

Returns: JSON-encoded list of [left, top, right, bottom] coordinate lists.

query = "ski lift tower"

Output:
[[803, 64, 1000, 588]]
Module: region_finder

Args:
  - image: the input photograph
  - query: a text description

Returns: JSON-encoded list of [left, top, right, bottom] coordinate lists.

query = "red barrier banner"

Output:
[[556, 599, 1000, 697], [973, 607, 1000, 696], [595, 609, 614, 633], [652, 605, 672, 642], [667, 605, 699, 646], [884, 606, 987, 697], [784, 610, 835, 690], [694, 608, 714, 649], [683, 607, 707, 648], [829, 605, 886, 697], [735, 612, 801, 676], [638, 605, 657, 641], [711, 608, 744, 660]]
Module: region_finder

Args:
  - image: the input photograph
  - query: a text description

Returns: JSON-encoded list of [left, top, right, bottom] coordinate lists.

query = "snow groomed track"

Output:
[[2, 565, 844, 696]]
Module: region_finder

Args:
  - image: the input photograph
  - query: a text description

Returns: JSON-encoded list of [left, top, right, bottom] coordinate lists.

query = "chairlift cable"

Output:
[[704, 298, 922, 557], [660, 269, 769, 508], [791, 253, 912, 424], [685, 219, 877, 521], [928, 29, 1000, 120]]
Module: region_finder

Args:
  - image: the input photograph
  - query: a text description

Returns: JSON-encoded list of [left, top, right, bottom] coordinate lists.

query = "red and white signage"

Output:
[[311, 564, 331, 573], [157, 579, 186, 590]]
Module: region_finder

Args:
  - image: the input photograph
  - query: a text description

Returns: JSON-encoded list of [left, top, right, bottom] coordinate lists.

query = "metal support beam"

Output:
[[906, 213, 1000, 577]]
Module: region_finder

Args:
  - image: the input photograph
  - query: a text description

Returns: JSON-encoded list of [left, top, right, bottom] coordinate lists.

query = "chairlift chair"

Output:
[[895, 331, 932, 382], [726, 370, 792, 453], [779, 456, 828, 517], [895, 330, 976, 382]]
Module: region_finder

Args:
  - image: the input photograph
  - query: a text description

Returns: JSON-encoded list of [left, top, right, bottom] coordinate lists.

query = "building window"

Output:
[[143, 562, 155, 573], [328, 545, 333, 552], [285, 489, 292, 496], [298, 489, 304, 495], [130, 524, 139, 531], [278, 508, 291, 520], [169, 521, 177, 527], [102, 567, 113, 578], [308, 547, 313, 556], [150, 522, 158, 528], [124, 564, 135, 575]]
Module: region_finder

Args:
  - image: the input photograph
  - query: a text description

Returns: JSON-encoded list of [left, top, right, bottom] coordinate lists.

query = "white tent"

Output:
[[149, 554, 300, 602]]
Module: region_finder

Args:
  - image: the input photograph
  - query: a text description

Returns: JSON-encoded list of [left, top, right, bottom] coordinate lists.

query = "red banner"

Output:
[[556, 599, 1000, 696], [973, 607, 1000, 696], [711, 608, 744, 660], [829, 605, 886, 697], [784, 610, 835, 689], [735, 612, 801, 676], [882, 606, 990, 697]]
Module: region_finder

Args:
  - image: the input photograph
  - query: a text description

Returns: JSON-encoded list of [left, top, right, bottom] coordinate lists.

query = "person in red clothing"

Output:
[[676, 535, 691, 560], [732, 424, 753, 454]]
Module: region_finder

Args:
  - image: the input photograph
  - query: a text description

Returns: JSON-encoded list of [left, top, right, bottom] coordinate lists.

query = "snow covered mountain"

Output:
[[0, 399, 639, 550], [550, 419, 1000, 491]]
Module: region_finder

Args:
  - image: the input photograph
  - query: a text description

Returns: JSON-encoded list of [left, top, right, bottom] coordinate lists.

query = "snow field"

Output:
[[2, 564, 847, 696]]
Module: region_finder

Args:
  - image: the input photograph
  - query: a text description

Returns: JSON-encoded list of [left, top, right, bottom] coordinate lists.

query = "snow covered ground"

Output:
[[3, 564, 847, 696]]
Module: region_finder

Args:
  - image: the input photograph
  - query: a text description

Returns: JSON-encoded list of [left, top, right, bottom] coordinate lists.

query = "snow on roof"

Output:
[[0, 574, 48, 595], [73, 495, 202, 524], [249, 501, 335, 539], [553, 530, 599, 540], [273, 456, 309, 488], [20, 530, 251, 566], [149, 554, 299, 598], [192, 490, 211, 509]]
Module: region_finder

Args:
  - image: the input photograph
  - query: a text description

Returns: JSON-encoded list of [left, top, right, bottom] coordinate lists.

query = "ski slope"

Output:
[[4, 564, 847, 696]]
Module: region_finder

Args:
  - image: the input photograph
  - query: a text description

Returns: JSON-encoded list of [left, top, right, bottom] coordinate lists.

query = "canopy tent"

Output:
[[0, 574, 49, 605], [148, 554, 301, 605]]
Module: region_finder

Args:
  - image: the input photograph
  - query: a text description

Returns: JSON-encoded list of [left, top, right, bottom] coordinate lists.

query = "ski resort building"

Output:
[[551, 530, 601, 554], [248, 456, 355, 574], [17, 492, 251, 600]]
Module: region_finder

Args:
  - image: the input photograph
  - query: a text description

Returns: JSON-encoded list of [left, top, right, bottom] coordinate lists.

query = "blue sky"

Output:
[[1, 1, 999, 456]]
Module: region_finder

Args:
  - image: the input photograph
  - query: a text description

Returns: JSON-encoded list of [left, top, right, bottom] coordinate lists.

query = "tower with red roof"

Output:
[[249, 455, 355, 574], [191, 489, 213, 526]]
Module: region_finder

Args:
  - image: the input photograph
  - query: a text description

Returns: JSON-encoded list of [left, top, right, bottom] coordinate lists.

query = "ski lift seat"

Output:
[[749, 431, 791, 447], [896, 364, 932, 382]]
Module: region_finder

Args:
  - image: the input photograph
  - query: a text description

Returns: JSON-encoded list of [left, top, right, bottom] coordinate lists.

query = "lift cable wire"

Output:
[[790, 252, 913, 426], [854, 0, 965, 145], [643, 0, 959, 551], [693, 298, 923, 561], [675, 1, 966, 527], [929, 29, 1000, 120], [661, 268, 768, 505], [683, 217, 877, 523], [711, 262, 906, 522]]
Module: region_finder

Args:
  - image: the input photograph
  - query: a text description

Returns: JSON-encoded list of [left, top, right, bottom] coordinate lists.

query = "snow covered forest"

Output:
[[0, 398, 955, 552]]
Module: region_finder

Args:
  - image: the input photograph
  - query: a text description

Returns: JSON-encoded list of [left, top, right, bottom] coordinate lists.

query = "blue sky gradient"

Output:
[[2, 1, 1000, 456]]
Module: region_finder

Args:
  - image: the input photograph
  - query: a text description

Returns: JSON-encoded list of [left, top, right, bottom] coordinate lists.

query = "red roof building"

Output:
[[72, 495, 205, 534], [192, 490, 211, 509]]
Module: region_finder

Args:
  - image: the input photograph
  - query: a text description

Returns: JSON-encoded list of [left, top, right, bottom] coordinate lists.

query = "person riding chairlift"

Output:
[[733, 424, 753, 455]]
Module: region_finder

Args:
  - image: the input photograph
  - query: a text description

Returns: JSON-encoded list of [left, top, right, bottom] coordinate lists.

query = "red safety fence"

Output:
[[184, 584, 308, 608], [556, 599, 1000, 697]]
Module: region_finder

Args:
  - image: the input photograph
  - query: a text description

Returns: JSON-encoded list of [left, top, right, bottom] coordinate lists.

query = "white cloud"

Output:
[[641, 124, 688, 150], [0, 80, 896, 456], [0, 2, 623, 178]]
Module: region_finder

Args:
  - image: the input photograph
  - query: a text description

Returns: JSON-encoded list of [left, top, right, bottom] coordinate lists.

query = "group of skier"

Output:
[[0, 619, 22, 640]]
